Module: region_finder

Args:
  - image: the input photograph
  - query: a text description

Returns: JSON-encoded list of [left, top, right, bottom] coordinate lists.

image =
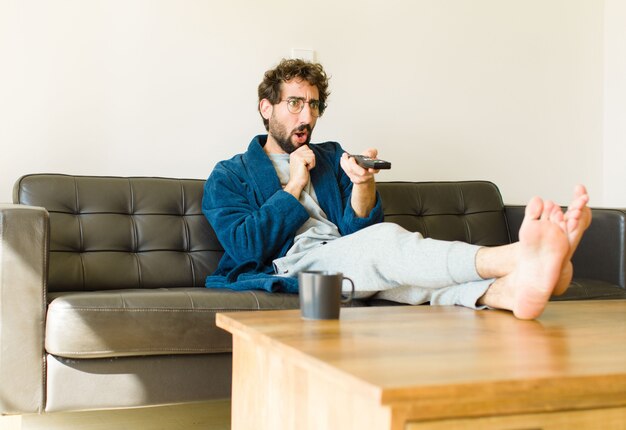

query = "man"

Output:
[[202, 58, 591, 320]]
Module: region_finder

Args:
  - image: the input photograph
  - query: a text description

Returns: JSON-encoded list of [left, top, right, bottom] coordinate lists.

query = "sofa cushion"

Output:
[[45, 288, 300, 358]]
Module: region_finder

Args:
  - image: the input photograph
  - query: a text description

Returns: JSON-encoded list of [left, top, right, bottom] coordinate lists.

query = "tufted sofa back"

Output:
[[14, 175, 512, 293], [377, 181, 512, 247], [14, 174, 222, 292]]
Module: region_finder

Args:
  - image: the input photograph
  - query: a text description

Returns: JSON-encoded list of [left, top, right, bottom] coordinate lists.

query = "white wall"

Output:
[[603, 0, 626, 207], [0, 0, 618, 206]]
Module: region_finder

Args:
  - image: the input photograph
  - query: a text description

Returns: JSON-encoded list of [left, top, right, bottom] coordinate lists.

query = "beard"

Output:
[[268, 118, 313, 154]]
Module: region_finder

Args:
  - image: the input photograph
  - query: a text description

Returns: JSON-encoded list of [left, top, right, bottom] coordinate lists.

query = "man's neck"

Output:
[[263, 135, 286, 155]]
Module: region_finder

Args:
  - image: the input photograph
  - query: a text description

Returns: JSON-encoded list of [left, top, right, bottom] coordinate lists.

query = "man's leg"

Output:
[[374, 185, 590, 317], [273, 222, 485, 299], [276, 185, 591, 319]]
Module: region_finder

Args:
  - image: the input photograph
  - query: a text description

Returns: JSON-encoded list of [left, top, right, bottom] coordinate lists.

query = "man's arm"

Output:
[[349, 180, 377, 218], [202, 166, 309, 264], [340, 149, 379, 218]]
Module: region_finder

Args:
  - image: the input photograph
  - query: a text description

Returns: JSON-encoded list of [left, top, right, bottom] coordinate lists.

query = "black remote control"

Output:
[[349, 154, 392, 170]]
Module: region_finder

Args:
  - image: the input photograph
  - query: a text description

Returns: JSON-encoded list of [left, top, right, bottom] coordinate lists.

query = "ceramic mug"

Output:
[[298, 271, 355, 320]]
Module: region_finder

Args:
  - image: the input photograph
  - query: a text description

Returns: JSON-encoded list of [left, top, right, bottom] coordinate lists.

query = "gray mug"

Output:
[[298, 271, 355, 320]]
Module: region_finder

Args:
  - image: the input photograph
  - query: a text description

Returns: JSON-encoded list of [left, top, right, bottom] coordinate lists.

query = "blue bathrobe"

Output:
[[201, 135, 384, 293]]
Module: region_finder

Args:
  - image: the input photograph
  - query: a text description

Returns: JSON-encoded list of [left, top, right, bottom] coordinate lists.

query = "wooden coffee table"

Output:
[[216, 301, 626, 429]]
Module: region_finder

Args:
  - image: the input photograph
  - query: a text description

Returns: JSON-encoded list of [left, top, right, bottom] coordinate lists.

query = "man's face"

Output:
[[262, 79, 320, 154]]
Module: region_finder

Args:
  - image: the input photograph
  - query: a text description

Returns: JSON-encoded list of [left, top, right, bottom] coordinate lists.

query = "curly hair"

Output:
[[257, 58, 330, 131]]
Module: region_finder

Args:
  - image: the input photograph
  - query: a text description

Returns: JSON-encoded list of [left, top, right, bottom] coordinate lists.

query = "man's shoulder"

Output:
[[211, 136, 264, 176], [207, 153, 242, 182], [214, 152, 245, 170]]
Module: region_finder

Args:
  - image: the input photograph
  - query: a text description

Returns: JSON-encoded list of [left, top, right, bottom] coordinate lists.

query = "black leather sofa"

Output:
[[1, 174, 624, 416]]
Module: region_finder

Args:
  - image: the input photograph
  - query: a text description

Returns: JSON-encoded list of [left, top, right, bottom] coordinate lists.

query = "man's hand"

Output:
[[340, 148, 379, 218], [340, 148, 379, 184], [284, 145, 316, 199]]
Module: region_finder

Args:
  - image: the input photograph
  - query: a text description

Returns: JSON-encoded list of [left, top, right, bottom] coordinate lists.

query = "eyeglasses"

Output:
[[280, 97, 326, 117]]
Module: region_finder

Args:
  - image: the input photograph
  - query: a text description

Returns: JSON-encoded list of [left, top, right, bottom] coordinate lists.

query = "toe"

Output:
[[525, 197, 544, 220]]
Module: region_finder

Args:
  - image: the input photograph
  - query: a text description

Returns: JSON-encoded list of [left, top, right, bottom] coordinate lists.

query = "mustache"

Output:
[[293, 124, 312, 134]]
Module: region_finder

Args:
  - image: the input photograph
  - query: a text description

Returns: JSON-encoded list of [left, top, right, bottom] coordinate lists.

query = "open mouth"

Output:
[[292, 125, 311, 144], [293, 131, 308, 143]]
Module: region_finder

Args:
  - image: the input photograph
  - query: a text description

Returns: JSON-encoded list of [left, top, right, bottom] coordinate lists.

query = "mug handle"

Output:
[[341, 277, 355, 304]]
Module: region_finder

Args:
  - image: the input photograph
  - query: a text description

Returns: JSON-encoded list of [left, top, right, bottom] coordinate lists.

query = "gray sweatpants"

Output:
[[273, 223, 493, 309]]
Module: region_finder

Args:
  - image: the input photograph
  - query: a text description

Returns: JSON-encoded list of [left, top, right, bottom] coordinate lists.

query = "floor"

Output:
[[0, 400, 231, 430]]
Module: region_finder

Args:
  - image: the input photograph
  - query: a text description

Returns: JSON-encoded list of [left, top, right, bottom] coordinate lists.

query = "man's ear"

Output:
[[259, 99, 273, 120]]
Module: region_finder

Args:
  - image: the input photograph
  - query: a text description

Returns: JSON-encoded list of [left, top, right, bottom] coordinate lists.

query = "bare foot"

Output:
[[553, 261, 573, 296], [564, 184, 592, 256], [480, 197, 570, 319], [553, 185, 592, 296], [514, 198, 569, 319]]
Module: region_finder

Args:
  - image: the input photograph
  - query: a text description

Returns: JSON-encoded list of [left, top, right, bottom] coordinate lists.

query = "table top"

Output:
[[217, 300, 626, 409]]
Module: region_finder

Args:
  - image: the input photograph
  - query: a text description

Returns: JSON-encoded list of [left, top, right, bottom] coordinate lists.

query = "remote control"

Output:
[[349, 154, 392, 170]]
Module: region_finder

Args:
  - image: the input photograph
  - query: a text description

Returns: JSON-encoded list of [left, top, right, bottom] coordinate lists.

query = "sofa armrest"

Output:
[[0, 204, 48, 414], [505, 205, 626, 289]]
